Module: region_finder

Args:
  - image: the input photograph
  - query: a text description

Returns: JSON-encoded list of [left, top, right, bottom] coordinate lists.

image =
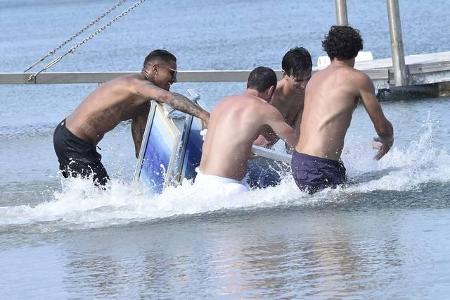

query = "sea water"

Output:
[[1, 0, 450, 298]]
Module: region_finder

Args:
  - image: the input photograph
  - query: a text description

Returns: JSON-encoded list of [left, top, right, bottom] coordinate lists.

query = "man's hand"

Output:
[[372, 136, 394, 160], [253, 134, 271, 148]]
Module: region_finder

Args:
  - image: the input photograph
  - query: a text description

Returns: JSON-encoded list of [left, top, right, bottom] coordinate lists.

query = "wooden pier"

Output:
[[356, 51, 450, 94]]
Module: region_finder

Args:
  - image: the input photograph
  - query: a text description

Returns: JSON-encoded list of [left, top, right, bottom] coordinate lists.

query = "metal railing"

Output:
[[0, 68, 391, 89]]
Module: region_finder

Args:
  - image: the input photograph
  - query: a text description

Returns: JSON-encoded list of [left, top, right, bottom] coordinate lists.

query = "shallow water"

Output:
[[1, 0, 450, 298]]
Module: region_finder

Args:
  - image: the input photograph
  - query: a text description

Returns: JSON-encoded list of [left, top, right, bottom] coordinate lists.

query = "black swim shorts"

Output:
[[53, 120, 109, 186], [291, 151, 346, 194]]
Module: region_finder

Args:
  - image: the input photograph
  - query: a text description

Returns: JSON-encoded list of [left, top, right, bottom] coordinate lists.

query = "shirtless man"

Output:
[[292, 25, 394, 194], [197, 67, 297, 195], [254, 47, 312, 149], [53, 49, 209, 185], [249, 47, 312, 188]]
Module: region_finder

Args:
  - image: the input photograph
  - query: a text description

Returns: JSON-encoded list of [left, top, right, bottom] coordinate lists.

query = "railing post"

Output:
[[335, 0, 348, 25], [387, 0, 408, 86]]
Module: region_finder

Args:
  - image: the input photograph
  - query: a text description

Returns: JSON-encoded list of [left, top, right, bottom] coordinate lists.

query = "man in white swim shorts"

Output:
[[195, 171, 249, 197], [197, 67, 297, 196]]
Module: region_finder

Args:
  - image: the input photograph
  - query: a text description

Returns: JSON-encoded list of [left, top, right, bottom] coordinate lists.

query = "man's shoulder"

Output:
[[218, 95, 239, 105], [222, 94, 261, 104], [219, 95, 269, 112], [103, 74, 140, 90], [332, 67, 371, 89], [347, 67, 370, 82], [116, 74, 164, 96], [117, 74, 146, 85]]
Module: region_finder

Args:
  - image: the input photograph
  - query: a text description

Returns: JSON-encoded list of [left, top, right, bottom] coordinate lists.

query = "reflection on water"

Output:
[[9, 206, 440, 298], [228, 214, 405, 298], [65, 254, 126, 298]]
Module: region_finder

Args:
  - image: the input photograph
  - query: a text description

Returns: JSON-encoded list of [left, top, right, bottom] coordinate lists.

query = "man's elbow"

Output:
[[154, 91, 172, 105], [288, 136, 297, 148], [379, 120, 393, 138], [283, 131, 297, 148], [201, 111, 210, 123]]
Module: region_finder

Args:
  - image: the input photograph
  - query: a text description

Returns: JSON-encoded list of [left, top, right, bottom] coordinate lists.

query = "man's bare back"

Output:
[[292, 26, 393, 193], [297, 64, 359, 160], [64, 73, 208, 146], [297, 62, 393, 160], [200, 67, 296, 182], [65, 75, 151, 145]]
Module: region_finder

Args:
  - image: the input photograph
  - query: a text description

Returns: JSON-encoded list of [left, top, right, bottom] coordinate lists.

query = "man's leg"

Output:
[[53, 120, 110, 186], [90, 158, 110, 186], [54, 120, 72, 178]]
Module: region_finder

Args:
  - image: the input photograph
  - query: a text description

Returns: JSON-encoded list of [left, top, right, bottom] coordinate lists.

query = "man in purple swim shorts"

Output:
[[291, 152, 346, 194], [292, 25, 394, 194]]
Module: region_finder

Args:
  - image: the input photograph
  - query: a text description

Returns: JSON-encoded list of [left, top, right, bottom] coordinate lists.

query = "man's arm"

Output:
[[358, 73, 394, 160], [264, 106, 297, 148], [253, 125, 279, 147], [131, 104, 150, 158], [293, 108, 303, 138], [133, 80, 210, 125], [171, 92, 210, 127], [282, 109, 303, 153]]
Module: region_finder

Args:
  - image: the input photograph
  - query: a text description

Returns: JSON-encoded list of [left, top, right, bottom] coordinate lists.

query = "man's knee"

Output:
[[92, 167, 110, 186], [60, 159, 109, 186]]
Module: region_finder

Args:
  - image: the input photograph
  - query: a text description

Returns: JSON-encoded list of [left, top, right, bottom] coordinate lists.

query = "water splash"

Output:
[[1, 120, 449, 232], [344, 117, 450, 192]]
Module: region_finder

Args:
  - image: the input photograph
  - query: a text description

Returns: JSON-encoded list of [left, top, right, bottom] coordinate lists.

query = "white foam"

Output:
[[1, 119, 449, 231], [344, 119, 450, 192]]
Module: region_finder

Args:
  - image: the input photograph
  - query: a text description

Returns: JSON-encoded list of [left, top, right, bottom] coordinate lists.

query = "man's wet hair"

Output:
[[322, 25, 363, 60], [247, 67, 277, 92], [143, 49, 176, 69], [282, 47, 312, 78]]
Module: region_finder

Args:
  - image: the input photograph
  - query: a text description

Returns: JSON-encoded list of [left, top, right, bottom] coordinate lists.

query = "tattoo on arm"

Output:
[[137, 81, 209, 121], [167, 92, 208, 120]]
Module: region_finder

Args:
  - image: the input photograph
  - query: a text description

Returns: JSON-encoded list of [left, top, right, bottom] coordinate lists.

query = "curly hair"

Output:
[[322, 25, 363, 60]]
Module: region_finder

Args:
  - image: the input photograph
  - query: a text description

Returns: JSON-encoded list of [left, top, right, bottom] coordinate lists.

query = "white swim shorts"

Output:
[[195, 172, 249, 197]]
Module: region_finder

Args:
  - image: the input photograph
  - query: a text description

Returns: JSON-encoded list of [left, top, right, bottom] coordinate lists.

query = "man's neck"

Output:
[[280, 78, 303, 98], [330, 58, 355, 68], [271, 80, 303, 107], [244, 89, 264, 100]]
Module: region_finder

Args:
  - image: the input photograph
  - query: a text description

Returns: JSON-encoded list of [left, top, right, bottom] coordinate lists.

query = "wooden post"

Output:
[[335, 0, 348, 25], [387, 0, 408, 86]]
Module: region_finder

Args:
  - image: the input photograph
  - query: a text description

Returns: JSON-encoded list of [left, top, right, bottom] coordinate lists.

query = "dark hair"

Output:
[[322, 25, 363, 60], [282, 47, 312, 78], [143, 49, 177, 69], [247, 66, 277, 92]]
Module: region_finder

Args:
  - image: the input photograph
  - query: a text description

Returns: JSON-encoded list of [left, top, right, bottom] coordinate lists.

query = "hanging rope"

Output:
[[26, 0, 146, 82]]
